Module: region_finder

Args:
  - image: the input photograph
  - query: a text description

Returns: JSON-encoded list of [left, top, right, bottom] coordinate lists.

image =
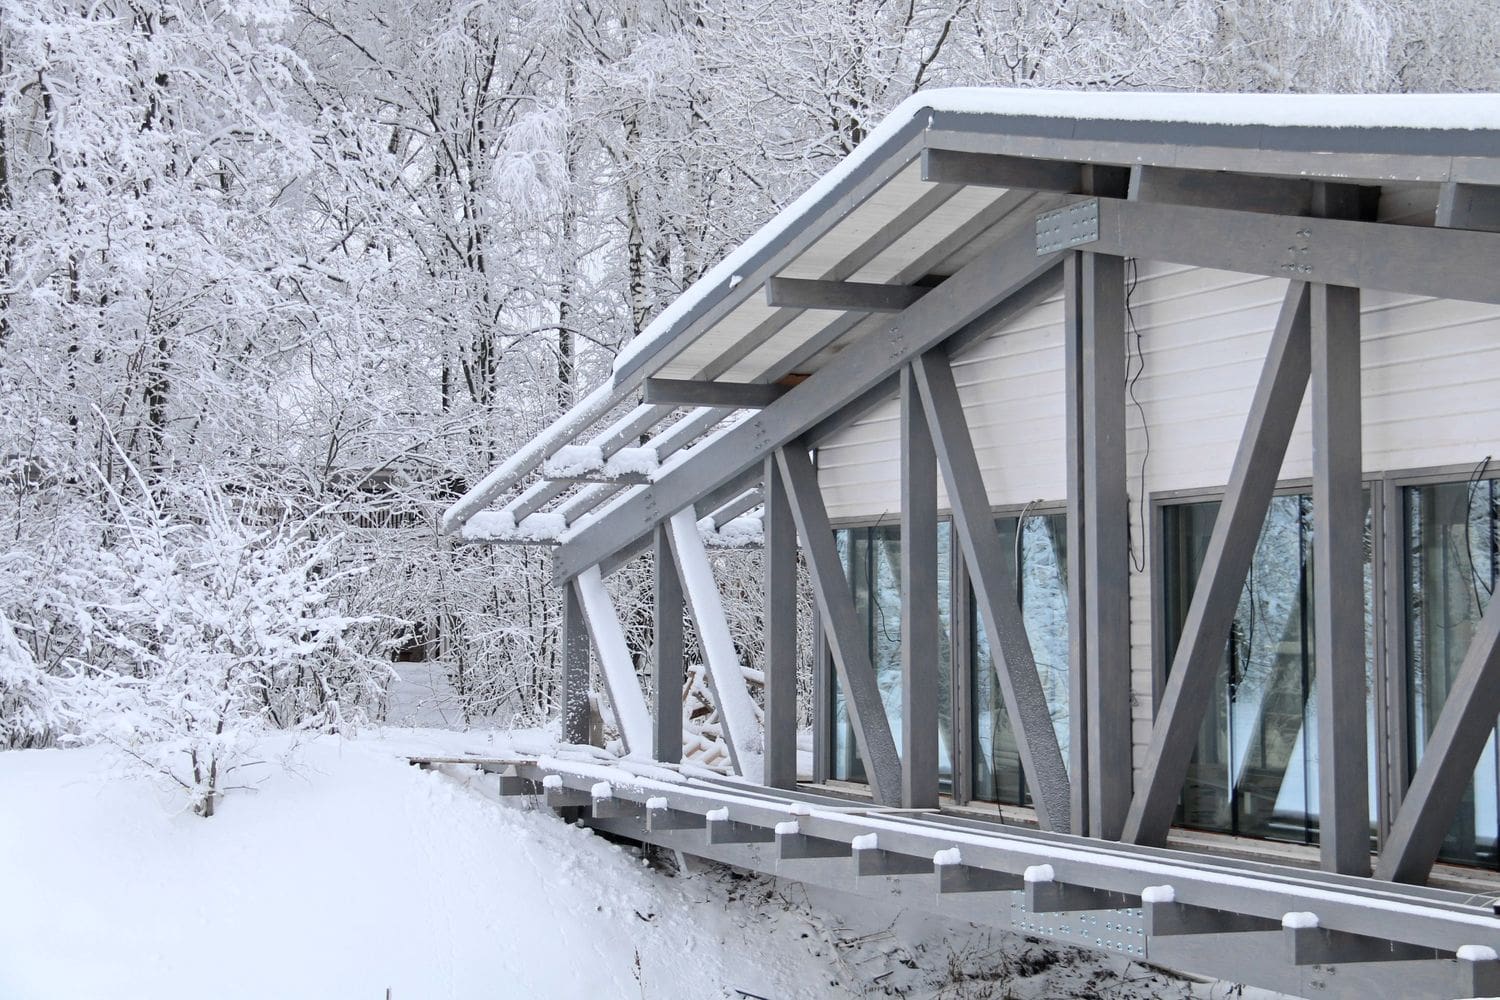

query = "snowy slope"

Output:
[[0, 734, 842, 1000]]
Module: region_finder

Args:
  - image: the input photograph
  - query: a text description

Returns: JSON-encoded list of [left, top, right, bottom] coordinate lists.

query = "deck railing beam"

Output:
[[763, 454, 799, 790], [900, 364, 941, 808], [652, 524, 684, 765]]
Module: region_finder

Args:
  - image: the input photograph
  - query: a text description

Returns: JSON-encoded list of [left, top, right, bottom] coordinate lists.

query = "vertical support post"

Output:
[[901, 365, 940, 808], [560, 576, 591, 745], [653, 524, 684, 764], [1064, 252, 1090, 836], [1311, 279, 1370, 876], [1079, 251, 1132, 839], [763, 457, 799, 789]]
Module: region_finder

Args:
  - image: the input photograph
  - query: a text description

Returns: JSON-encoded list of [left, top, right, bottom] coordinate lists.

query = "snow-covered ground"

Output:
[[1, 731, 1237, 999]]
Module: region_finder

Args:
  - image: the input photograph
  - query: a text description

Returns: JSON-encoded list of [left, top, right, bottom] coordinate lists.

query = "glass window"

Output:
[[971, 511, 1070, 805], [1406, 478, 1500, 868], [831, 524, 954, 790], [1161, 492, 1375, 843]]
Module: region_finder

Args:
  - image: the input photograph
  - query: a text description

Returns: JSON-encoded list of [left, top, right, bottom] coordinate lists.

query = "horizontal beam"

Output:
[[547, 473, 650, 486], [921, 147, 1136, 207], [1055, 196, 1500, 306], [936, 862, 1024, 894], [706, 815, 775, 845], [553, 219, 1064, 585], [1437, 181, 1500, 231], [764, 276, 929, 313], [1143, 895, 1279, 936], [776, 828, 851, 860], [1026, 875, 1140, 913], [646, 802, 703, 832], [853, 843, 935, 877], [1128, 164, 1315, 215], [643, 378, 786, 409], [1284, 921, 1444, 966]]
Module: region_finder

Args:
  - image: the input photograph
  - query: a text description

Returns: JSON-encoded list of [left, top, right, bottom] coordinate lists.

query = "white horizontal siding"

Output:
[[816, 261, 1500, 776]]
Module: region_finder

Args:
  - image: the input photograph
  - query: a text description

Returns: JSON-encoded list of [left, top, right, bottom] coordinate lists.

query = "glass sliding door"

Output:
[[971, 511, 1070, 805], [830, 524, 954, 790], [1160, 492, 1375, 843], [1405, 478, 1500, 868]]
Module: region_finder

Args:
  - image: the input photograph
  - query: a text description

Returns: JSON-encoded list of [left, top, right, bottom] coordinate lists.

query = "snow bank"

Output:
[[1459, 944, 1500, 962], [1024, 863, 1055, 883], [852, 833, 878, 851], [933, 848, 962, 867], [706, 806, 730, 822], [458, 509, 567, 543], [700, 512, 764, 548], [1281, 911, 1320, 930], [0, 735, 855, 1000], [775, 821, 800, 836]]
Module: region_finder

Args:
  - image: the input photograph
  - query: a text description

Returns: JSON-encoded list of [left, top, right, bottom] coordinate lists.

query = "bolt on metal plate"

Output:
[[1036, 199, 1101, 254]]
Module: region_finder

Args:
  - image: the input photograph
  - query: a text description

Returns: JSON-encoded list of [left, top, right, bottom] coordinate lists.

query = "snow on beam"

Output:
[[645, 797, 703, 832], [589, 782, 644, 820], [542, 774, 591, 809], [442, 380, 626, 533], [643, 378, 786, 409], [1281, 913, 1446, 966], [851, 833, 934, 877], [934, 850, 1024, 894], [667, 509, 764, 782], [764, 276, 929, 313], [1023, 864, 1140, 913], [573, 567, 653, 757], [705, 809, 774, 845], [1459, 945, 1500, 997]]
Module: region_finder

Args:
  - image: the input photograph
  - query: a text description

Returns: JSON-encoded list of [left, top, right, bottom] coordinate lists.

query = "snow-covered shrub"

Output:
[[57, 480, 393, 816], [0, 611, 59, 749]]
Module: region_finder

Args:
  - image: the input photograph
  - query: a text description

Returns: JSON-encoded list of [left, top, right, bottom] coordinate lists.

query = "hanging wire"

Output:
[[1466, 455, 1493, 607], [1125, 258, 1151, 572]]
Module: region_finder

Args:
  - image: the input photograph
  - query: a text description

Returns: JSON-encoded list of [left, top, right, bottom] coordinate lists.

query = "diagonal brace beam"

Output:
[[1377, 597, 1500, 884], [1123, 282, 1312, 846], [774, 444, 903, 806], [910, 348, 1071, 832]]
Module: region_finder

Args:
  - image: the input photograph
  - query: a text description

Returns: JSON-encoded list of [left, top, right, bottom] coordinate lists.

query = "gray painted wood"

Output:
[[766, 276, 929, 313], [1085, 197, 1500, 307], [1063, 252, 1090, 835], [1377, 598, 1500, 884], [1128, 164, 1314, 215], [1310, 281, 1371, 876], [900, 365, 940, 808], [1080, 251, 1132, 840], [911, 347, 1071, 833], [1122, 283, 1313, 847], [921, 147, 1086, 192], [774, 443, 903, 806], [560, 579, 592, 745], [1436, 182, 1500, 232], [652, 525, 684, 764], [552, 223, 1064, 585], [762, 455, 799, 789], [643, 378, 786, 408]]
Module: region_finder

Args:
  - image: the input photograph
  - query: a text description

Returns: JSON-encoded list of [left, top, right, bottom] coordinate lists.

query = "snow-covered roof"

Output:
[[444, 87, 1500, 546]]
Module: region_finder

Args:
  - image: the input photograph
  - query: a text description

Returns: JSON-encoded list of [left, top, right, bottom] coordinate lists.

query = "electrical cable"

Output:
[[1125, 258, 1151, 573], [1465, 455, 1493, 608]]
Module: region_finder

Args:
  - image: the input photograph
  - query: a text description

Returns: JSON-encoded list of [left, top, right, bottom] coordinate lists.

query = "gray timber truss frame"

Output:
[[443, 108, 1500, 999]]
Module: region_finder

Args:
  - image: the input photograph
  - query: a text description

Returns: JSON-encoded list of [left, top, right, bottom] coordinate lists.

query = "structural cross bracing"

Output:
[[442, 90, 1500, 999]]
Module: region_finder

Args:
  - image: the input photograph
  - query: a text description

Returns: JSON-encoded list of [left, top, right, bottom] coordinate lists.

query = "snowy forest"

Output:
[[3, 0, 1499, 816]]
